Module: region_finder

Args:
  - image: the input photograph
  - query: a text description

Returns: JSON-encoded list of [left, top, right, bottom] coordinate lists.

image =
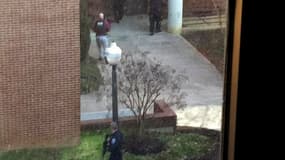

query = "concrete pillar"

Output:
[[168, 0, 183, 34]]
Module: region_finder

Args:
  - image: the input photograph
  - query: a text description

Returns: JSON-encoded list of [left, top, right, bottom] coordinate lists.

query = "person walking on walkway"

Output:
[[92, 13, 111, 60], [149, 0, 163, 35], [113, 0, 125, 23]]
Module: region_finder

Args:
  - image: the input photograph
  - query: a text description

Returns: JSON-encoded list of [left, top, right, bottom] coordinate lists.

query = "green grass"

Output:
[[60, 131, 105, 160], [0, 131, 213, 160], [0, 130, 107, 160], [80, 57, 103, 94]]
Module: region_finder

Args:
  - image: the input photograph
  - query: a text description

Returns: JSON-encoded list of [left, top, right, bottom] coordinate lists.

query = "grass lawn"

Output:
[[0, 131, 214, 160], [0, 130, 106, 160]]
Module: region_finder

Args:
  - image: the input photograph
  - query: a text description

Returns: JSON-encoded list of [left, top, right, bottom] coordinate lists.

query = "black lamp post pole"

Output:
[[112, 65, 119, 124]]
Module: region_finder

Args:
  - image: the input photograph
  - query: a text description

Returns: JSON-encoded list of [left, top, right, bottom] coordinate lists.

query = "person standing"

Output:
[[113, 0, 125, 23], [149, 0, 163, 35], [105, 121, 124, 160], [92, 13, 111, 60]]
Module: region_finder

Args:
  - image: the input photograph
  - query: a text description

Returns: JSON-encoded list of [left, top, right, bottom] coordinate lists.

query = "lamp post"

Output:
[[105, 42, 122, 124]]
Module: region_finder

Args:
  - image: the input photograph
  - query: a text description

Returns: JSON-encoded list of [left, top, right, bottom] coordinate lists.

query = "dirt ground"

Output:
[[182, 29, 226, 75]]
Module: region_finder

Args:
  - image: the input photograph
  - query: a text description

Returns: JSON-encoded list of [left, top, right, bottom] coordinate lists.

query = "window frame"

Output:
[[222, 0, 242, 160]]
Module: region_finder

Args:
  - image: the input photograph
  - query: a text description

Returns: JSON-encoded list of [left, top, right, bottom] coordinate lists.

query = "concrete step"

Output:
[[81, 109, 133, 121], [182, 24, 226, 32], [183, 18, 226, 25], [182, 15, 227, 31], [183, 15, 226, 21]]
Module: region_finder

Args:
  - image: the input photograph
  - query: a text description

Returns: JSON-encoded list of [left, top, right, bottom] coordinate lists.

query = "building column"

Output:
[[168, 0, 183, 34]]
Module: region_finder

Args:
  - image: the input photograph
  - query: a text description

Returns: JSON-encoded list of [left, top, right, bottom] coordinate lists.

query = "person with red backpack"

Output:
[[92, 13, 111, 60]]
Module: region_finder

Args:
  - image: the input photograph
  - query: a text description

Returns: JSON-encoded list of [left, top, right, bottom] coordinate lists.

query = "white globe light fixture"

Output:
[[105, 42, 122, 65]]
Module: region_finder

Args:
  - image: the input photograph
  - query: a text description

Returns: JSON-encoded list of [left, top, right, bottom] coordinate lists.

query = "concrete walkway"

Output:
[[81, 15, 224, 131]]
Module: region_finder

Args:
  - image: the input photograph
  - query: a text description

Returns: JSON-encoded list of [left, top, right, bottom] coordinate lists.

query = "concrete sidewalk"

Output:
[[82, 15, 224, 131]]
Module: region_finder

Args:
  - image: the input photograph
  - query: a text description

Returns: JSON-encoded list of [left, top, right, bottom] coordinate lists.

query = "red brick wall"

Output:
[[87, 0, 147, 18], [183, 0, 226, 16], [87, 0, 226, 18], [0, 0, 80, 150]]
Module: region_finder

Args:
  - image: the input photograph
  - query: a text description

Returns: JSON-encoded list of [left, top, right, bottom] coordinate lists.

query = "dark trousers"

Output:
[[149, 14, 161, 34], [109, 152, 122, 160]]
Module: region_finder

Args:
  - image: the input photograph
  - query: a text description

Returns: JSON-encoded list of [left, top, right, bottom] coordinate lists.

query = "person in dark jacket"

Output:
[[113, 0, 125, 23], [149, 0, 163, 35], [106, 121, 124, 160], [92, 13, 111, 60]]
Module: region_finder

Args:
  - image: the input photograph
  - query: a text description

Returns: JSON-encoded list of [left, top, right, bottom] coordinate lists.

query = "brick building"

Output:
[[0, 0, 226, 151], [0, 0, 80, 150]]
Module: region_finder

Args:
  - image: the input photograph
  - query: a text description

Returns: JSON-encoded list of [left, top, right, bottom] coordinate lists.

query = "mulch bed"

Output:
[[123, 133, 166, 155], [177, 126, 221, 160], [123, 126, 221, 159]]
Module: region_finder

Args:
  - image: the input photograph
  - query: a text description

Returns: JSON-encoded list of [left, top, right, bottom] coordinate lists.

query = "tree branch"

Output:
[[143, 92, 161, 117]]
